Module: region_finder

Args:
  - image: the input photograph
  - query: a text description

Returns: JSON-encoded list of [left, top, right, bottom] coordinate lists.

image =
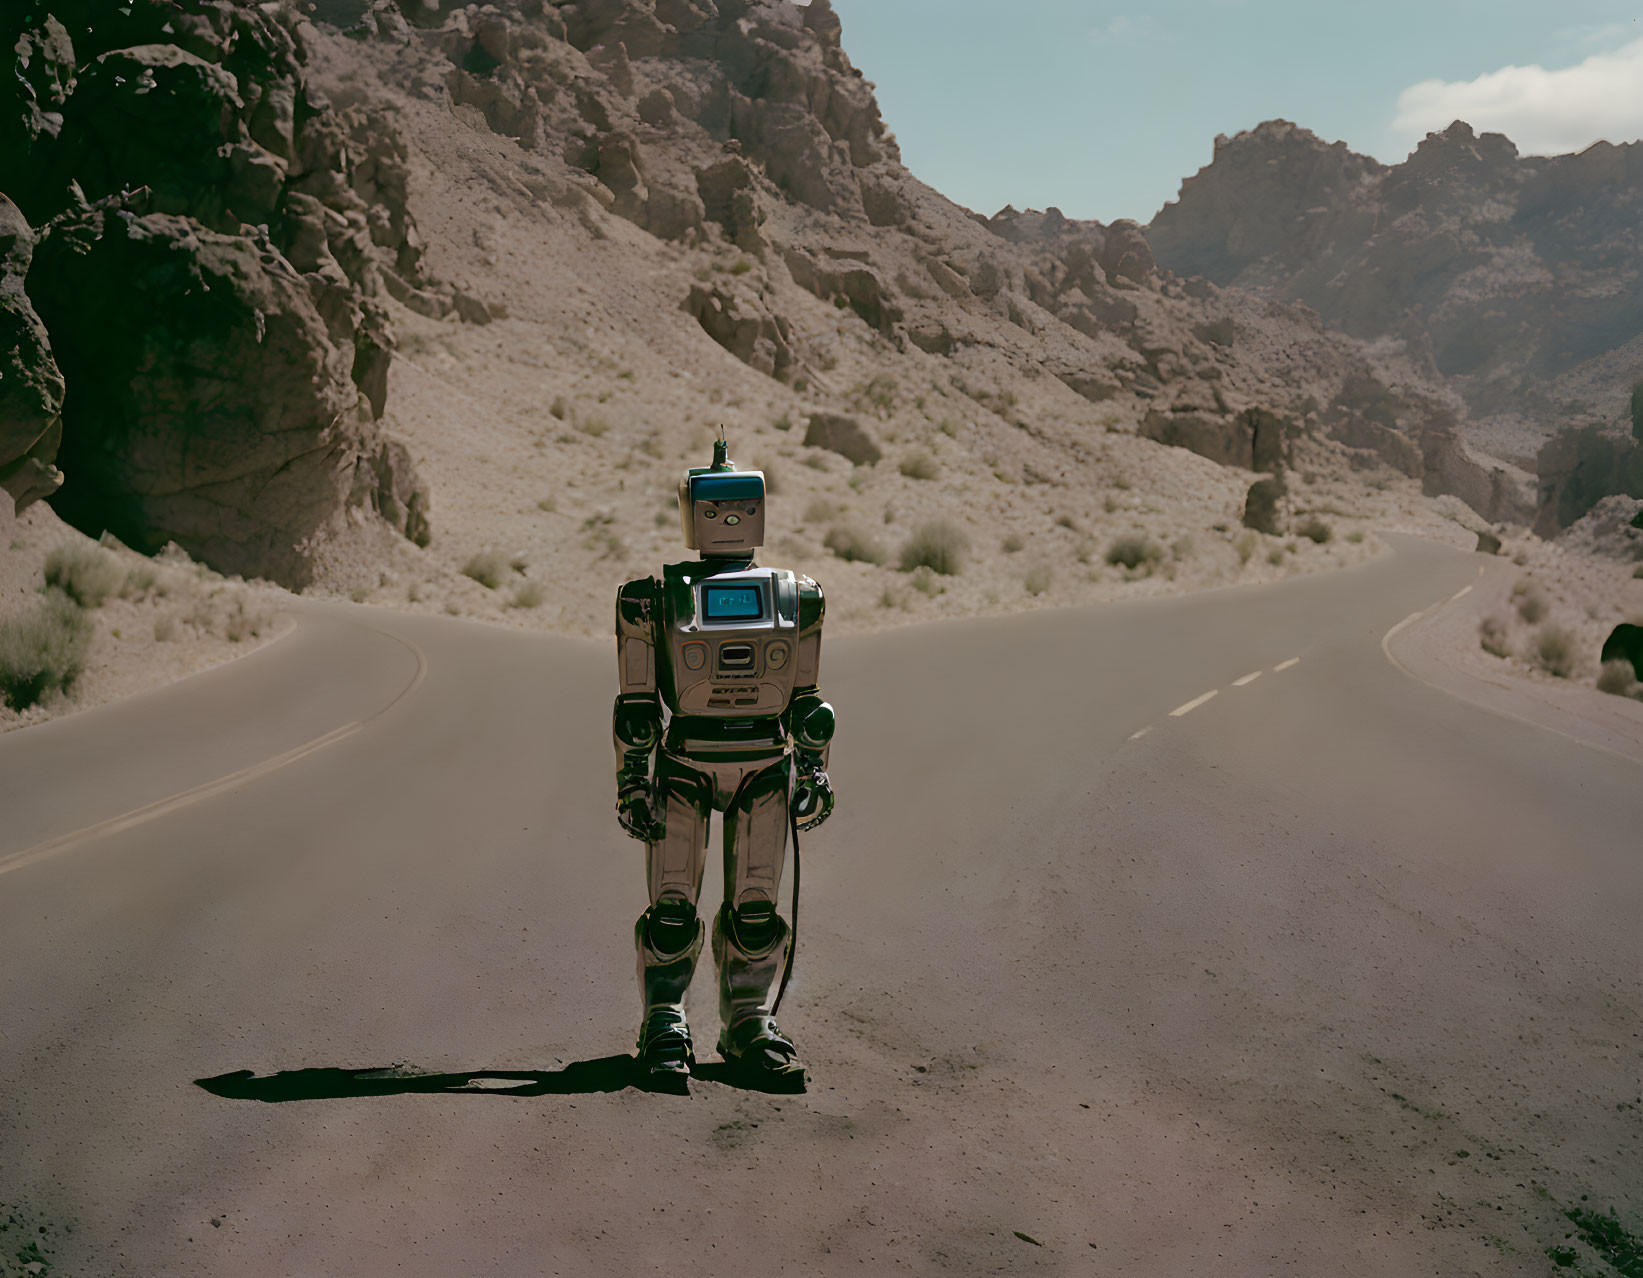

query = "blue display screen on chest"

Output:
[[703, 583, 764, 621]]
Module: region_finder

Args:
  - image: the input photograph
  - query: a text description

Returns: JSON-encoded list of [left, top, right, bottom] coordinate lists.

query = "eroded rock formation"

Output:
[[0, 0, 431, 582]]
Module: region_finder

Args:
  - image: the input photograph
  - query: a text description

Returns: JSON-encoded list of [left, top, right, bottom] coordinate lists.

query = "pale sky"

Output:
[[821, 0, 1643, 224]]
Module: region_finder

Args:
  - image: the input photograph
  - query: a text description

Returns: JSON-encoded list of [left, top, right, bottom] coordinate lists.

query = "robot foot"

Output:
[[717, 1015, 807, 1089], [636, 1009, 695, 1089]]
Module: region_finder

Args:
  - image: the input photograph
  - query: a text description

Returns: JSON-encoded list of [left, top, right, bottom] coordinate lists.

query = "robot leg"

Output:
[[634, 761, 711, 1074], [713, 760, 802, 1076]]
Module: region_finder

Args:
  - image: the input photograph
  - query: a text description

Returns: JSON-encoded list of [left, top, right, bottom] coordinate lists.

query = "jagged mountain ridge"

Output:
[[5, 0, 1526, 607], [1146, 118, 1643, 469]]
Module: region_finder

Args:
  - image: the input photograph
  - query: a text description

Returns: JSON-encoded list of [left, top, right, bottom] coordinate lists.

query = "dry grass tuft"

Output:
[[1533, 623, 1577, 678], [462, 550, 510, 589], [1106, 535, 1161, 572], [899, 521, 969, 575], [43, 545, 124, 608], [824, 524, 887, 565], [899, 450, 940, 481], [0, 590, 93, 709]]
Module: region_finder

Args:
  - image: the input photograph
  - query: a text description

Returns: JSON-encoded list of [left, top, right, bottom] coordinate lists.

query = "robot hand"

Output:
[[792, 766, 834, 832], [617, 776, 666, 843]]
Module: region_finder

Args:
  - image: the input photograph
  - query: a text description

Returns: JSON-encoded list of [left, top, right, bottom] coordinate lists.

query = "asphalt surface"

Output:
[[1, 535, 1639, 1276]]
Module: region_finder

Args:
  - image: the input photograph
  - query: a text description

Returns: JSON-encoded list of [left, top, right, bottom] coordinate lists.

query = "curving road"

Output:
[[1, 535, 1639, 1276]]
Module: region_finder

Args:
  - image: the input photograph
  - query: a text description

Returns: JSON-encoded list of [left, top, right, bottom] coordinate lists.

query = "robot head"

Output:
[[678, 431, 765, 558]]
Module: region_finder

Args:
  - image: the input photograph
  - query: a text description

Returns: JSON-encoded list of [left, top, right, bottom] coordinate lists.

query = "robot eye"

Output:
[[744, 504, 758, 515], [703, 508, 717, 519]]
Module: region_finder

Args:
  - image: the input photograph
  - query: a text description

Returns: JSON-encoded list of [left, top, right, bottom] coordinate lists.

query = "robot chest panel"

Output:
[[663, 566, 799, 716]]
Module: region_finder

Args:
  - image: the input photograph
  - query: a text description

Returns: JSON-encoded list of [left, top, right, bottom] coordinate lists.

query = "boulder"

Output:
[[0, 195, 65, 512], [1555, 494, 1643, 561], [1601, 623, 1643, 682], [1242, 475, 1285, 535], [781, 247, 902, 336], [803, 413, 881, 466], [1534, 423, 1643, 536], [30, 203, 426, 586], [682, 282, 795, 381]]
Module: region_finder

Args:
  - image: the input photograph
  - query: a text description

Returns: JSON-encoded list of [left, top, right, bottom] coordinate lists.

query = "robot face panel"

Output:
[[678, 470, 766, 557]]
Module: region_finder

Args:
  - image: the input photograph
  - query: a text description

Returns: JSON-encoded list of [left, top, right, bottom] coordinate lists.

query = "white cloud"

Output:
[[1392, 36, 1643, 155]]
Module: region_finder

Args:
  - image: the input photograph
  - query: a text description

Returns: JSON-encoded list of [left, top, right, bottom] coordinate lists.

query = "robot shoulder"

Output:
[[615, 575, 658, 631], [797, 574, 824, 633]]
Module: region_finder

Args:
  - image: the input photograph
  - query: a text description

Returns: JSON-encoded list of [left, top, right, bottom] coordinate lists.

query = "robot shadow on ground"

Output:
[[194, 1056, 805, 1101]]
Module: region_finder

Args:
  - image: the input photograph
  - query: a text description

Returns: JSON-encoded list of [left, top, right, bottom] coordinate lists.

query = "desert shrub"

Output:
[[1267, 546, 1285, 566], [462, 550, 509, 589], [120, 564, 159, 600], [824, 524, 887, 565], [1634, 565, 1643, 578], [224, 599, 270, 642], [1112, 476, 1131, 491], [536, 497, 557, 513], [1002, 533, 1024, 554], [1106, 535, 1161, 572], [1103, 495, 1119, 514], [1055, 514, 1080, 532], [1296, 515, 1333, 544], [899, 450, 940, 481], [549, 395, 568, 420], [802, 498, 838, 524], [1478, 615, 1511, 658], [154, 613, 178, 642], [579, 416, 609, 438], [773, 414, 792, 432], [908, 565, 940, 594], [1346, 530, 1365, 544], [510, 580, 546, 609], [1516, 583, 1549, 624], [899, 520, 969, 575], [1597, 659, 1639, 697], [1534, 624, 1577, 678], [1235, 530, 1258, 564], [0, 590, 93, 709], [1170, 535, 1194, 560], [1024, 564, 1052, 596], [43, 545, 123, 608]]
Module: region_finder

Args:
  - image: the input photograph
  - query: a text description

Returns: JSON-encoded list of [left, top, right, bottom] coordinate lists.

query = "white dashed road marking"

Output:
[[1170, 690, 1219, 717], [1128, 726, 1152, 740], [1232, 671, 1262, 687], [1273, 657, 1300, 673], [1450, 585, 1473, 601]]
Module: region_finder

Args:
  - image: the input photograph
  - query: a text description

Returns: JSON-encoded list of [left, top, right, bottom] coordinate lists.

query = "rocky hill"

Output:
[[1146, 119, 1643, 528], [3, 0, 1567, 633]]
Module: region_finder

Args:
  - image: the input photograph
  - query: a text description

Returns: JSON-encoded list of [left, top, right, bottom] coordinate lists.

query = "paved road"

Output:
[[1, 536, 1638, 1276]]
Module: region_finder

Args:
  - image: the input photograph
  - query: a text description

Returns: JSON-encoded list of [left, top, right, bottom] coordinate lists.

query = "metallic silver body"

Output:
[[615, 438, 831, 1067]]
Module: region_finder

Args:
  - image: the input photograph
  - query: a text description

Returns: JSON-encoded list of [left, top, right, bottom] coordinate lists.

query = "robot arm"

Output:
[[788, 576, 835, 831], [613, 578, 665, 841]]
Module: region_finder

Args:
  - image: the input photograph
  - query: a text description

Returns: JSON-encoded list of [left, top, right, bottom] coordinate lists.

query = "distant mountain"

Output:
[[1147, 119, 1643, 474]]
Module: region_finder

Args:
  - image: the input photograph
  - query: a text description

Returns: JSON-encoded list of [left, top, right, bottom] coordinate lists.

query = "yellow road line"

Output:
[[0, 621, 428, 879]]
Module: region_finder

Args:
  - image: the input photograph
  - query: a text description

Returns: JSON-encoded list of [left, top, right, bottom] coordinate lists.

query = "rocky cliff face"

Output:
[[1147, 120, 1643, 473], [308, 0, 1514, 526], [2, 0, 430, 585]]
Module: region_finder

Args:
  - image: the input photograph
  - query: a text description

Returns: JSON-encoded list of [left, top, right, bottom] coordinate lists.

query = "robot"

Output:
[[612, 432, 835, 1086]]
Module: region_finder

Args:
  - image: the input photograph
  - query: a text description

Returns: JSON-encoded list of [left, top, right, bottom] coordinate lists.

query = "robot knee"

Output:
[[639, 897, 700, 957], [717, 900, 787, 956]]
